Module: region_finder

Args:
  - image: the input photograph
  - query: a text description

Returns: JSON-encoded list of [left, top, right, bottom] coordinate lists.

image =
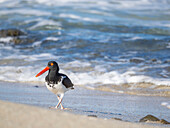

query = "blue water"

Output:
[[0, 0, 170, 92]]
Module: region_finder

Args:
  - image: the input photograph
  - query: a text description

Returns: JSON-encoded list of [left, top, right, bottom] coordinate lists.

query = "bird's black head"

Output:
[[35, 61, 59, 77], [47, 61, 59, 72]]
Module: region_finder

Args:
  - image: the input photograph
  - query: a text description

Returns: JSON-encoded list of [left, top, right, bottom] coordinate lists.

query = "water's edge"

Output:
[[0, 81, 169, 125]]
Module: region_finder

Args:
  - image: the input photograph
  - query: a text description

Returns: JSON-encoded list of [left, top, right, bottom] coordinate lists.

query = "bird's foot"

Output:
[[60, 106, 64, 110], [61, 107, 71, 110], [49, 106, 69, 110], [49, 106, 57, 109]]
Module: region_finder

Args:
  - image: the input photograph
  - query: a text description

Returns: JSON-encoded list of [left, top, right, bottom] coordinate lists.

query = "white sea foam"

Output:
[[59, 13, 102, 22], [0, 9, 51, 16], [163, 23, 170, 28], [63, 65, 170, 86], [0, 37, 13, 43], [160, 70, 169, 78], [64, 60, 91, 68], [114, 0, 169, 10], [0, 0, 19, 8], [117, 0, 150, 8], [0, 66, 44, 83], [1, 0, 169, 11], [45, 37, 60, 41], [0, 0, 7, 3], [0, 45, 17, 60], [161, 102, 168, 106], [32, 37, 60, 47], [62, 60, 169, 87], [161, 102, 170, 109], [27, 0, 170, 11], [26, 53, 59, 61], [32, 0, 82, 5], [29, 19, 61, 30], [0, 61, 170, 88], [2, 53, 59, 62], [130, 36, 142, 40], [32, 41, 42, 47]]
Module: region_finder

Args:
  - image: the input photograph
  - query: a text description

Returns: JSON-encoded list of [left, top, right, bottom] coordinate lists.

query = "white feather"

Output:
[[45, 76, 68, 95]]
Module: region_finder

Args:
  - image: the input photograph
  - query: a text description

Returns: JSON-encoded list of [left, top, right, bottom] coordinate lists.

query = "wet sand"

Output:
[[94, 83, 170, 97], [0, 81, 169, 127]]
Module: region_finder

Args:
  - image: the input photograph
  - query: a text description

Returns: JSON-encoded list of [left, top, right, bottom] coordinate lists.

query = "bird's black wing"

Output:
[[61, 74, 74, 89]]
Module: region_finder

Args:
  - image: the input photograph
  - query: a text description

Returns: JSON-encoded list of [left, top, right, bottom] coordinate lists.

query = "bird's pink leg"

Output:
[[55, 94, 64, 109]]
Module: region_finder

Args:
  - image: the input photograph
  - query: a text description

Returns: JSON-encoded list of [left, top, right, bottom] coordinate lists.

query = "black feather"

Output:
[[62, 77, 74, 89], [45, 61, 74, 89]]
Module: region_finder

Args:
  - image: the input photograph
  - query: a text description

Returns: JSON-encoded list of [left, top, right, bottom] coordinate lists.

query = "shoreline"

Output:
[[0, 100, 168, 128], [0, 81, 169, 127]]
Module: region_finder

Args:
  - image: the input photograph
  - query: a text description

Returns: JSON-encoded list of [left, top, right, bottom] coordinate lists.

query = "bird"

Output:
[[35, 61, 74, 109]]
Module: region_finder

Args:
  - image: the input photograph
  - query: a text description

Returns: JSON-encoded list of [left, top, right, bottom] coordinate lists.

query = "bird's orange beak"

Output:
[[35, 66, 50, 77]]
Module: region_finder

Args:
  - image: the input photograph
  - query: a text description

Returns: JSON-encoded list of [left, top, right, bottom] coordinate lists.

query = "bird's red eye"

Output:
[[51, 63, 53, 66]]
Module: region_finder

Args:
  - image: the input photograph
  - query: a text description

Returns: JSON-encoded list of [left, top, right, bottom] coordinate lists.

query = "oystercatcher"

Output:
[[35, 61, 74, 109]]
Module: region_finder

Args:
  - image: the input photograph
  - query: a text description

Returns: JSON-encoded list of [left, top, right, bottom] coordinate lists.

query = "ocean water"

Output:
[[0, 0, 170, 95]]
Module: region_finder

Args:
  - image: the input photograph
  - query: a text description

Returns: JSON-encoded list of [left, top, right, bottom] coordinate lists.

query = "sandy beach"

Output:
[[0, 0, 170, 127], [0, 100, 168, 128], [0, 81, 169, 128]]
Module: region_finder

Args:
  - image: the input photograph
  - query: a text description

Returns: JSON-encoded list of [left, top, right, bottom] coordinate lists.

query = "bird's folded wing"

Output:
[[62, 77, 74, 89]]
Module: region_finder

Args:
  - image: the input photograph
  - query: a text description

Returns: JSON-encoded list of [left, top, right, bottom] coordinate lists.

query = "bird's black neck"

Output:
[[46, 69, 61, 84]]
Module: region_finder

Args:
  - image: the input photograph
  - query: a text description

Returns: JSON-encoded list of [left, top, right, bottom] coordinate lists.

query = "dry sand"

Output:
[[0, 100, 167, 128]]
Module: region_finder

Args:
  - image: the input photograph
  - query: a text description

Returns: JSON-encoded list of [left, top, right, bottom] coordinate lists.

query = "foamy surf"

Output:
[[0, 59, 169, 96], [161, 102, 170, 109]]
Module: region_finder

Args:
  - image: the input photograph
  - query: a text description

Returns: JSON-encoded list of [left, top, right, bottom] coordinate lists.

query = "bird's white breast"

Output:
[[45, 76, 68, 95]]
